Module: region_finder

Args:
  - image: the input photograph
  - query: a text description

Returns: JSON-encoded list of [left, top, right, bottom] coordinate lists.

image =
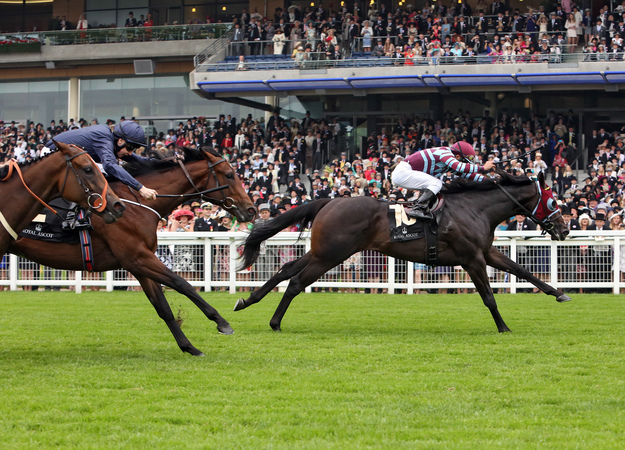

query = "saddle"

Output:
[[387, 194, 445, 266], [19, 199, 95, 271], [19, 199, 91, 244]]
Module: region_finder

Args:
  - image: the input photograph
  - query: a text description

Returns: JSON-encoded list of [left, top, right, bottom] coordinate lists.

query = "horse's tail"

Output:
[[240, 198, 333, 269]]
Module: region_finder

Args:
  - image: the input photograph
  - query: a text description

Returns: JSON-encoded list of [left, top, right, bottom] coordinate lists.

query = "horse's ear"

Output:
[[53, 139, 69, 155], [199, 146, 217, 161], [537, 171, 546, 187]]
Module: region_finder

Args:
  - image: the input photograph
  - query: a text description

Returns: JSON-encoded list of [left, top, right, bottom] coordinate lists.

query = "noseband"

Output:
[[60, 150, 110, 214], [496, 180, 561, 236]]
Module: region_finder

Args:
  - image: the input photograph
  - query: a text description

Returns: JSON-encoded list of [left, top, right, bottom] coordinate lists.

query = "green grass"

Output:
[[0, 291, 624, 448]]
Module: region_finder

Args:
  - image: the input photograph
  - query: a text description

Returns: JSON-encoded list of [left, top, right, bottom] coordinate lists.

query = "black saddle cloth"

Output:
[[19, 199, 82, 244]]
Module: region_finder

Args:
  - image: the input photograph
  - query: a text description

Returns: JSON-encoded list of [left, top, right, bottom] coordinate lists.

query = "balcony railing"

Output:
[[1, 23, 233, 47]]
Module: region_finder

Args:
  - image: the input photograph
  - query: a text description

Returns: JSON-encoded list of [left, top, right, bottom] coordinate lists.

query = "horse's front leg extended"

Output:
[[462, 255, 511, 333], [138, 277, 205, 356], [485, 246, 571, 303]]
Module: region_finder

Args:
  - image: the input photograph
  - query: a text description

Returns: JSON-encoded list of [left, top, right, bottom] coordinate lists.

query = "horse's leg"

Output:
[[138, 276, 204, 356], [270, 256, 338, 332], [120, 250, 234, 335], [234, 252, 312, 311], [462, 255, 511, 333], [485, 246, 571, 303]]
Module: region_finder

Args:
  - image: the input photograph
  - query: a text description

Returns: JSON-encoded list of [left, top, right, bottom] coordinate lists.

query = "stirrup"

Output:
[[407, 206, 433, 221]]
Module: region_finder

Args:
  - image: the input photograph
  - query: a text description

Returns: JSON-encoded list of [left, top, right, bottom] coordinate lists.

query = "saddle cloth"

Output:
[[19, 199, 83, 244], [387, 199, 441, 266]]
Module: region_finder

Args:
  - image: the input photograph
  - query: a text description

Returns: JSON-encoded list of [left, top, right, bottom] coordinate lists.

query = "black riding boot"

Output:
[[406, 189, 436, 221]]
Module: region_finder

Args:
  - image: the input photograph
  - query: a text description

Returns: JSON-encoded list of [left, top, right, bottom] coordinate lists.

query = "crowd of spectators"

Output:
[[228, 2, 625, 64], [3, 104, 625, 291]]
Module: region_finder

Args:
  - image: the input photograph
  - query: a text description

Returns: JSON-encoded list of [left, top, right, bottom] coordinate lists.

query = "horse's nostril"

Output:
[[114, 201, 126, 213]]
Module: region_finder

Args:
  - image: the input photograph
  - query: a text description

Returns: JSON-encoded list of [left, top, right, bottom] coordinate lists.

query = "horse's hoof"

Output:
[[234, 298, 246, 311], [557, 294, 572, 303], [218, 325, 234, 335], [195, 352, 206, 357], [186, 347, 205, 357], [270, 325, 281, 332]]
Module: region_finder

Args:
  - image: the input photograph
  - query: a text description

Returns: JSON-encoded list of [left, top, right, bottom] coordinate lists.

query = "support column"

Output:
[[265, 94, 278, 123], [68, 77, 80, 123], [485, 92, 498, 118]]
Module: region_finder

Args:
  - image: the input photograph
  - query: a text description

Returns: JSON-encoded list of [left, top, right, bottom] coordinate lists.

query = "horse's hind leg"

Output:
[[270, 256, 339, 332], [462, 256, 511, 333], [138, 277, 205, 356], [234, 252, 312, 311], [485, 246, 570, 302]]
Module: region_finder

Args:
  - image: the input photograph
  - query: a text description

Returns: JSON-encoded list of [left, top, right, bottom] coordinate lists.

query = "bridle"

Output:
[[60, 150, 111, 214], [0, 148, 111, 239], [1, 149, 110, 217], [496, 179, 562, 237], [155, 155, 238, 211]]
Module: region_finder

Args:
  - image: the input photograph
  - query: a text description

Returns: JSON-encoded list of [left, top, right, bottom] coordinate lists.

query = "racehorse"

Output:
[[235, 172, 570, 333], [0, 140, 124, 258], [9, 146, 256, 356]]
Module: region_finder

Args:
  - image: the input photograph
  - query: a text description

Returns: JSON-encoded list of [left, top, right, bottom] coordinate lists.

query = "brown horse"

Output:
[[0, 140, 124, 258], [236, 172, 570, 333], [9, 146, 256, 356]]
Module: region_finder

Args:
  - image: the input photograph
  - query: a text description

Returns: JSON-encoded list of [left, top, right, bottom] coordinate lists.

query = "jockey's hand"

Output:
[[139, 186, 158, 200], [483, 160, 495, 171]]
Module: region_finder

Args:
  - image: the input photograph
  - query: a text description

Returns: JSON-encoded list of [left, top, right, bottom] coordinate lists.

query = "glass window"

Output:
[[87, 11, 117, 28], [118, 0, 149, 7], [0, 80, 68, 125], [79, 75, 266, 137], [86, 0, 115, 10]]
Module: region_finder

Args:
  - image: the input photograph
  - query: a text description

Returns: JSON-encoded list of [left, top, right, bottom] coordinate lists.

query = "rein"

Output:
[[0, 148, 111, 240], [154, 156, 238, 211], [496, 180, 560, 235], [492, 144, 548, 166]]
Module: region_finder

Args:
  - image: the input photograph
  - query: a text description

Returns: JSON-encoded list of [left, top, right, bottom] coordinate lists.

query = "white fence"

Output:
[[2, 230, 624, 294]]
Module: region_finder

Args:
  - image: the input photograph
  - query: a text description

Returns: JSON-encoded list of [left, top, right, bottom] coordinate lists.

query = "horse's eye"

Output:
[[84, 167, 93, 174], [226, 173, 234, 179]]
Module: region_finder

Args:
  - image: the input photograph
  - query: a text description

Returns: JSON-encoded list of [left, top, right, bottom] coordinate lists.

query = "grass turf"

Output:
[[0, 291, 624, 448]]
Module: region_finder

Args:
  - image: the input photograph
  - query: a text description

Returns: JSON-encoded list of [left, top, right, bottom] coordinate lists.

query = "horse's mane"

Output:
[[0, 148, 61, 179], [442, 171, 533, 194], [123, 146, 218, 177]]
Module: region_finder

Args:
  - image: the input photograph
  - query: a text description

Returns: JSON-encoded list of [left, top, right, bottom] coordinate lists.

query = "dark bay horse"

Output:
[[0, 140, 124, 258], [9, 146, 256, 356], [236, 172, 570, 333]]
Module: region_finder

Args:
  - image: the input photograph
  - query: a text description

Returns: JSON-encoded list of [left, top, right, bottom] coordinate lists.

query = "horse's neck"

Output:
[[131, 162, 208, 216], [447, 184, 535, 228]]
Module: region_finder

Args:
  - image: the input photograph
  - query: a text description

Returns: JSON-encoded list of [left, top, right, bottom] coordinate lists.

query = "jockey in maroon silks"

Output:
[[391, 141, 495, 220]]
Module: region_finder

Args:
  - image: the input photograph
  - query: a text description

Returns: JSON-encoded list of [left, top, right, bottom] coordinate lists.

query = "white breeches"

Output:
[[391, 161, 443, 194]]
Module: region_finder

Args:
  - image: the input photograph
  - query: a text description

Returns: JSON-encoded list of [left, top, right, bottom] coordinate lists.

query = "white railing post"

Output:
[[613, 236, 620, 295], [509, 237, 517, 294], [105, 270, 114, 291], [9, 254, 18, 291], [229, 238, 237, 295], [388, 256, 395, 294], [75, 270, 82, 294], [204, 236, 212, 292], [550, 240, 558, 289]]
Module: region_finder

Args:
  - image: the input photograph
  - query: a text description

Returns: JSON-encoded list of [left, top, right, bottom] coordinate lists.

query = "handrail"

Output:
[[193, 27, 235, 66], [195, 51, 624, 72]]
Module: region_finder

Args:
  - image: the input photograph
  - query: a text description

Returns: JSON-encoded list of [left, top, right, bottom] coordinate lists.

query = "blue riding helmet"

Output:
[[113, 121, 147, 147]]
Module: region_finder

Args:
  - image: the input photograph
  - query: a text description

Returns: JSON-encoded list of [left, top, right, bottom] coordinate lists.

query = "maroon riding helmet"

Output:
[[450, 141, 477, 163]]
